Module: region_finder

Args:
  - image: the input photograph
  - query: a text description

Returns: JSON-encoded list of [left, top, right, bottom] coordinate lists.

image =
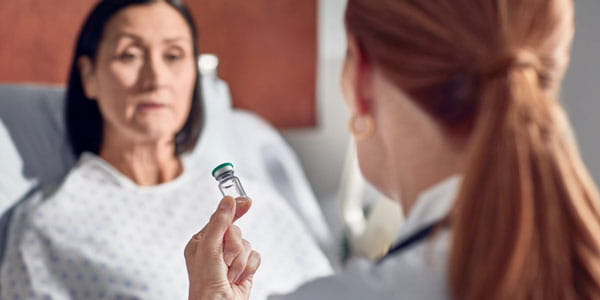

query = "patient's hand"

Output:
[[184, 196, 259, 300]]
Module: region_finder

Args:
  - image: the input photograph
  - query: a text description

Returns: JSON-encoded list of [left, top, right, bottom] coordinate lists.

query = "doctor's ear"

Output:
[[342, 34, 375, 114], [78, 56, 98, 100]]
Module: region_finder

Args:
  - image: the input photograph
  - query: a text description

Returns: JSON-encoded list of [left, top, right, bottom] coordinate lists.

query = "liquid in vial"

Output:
[[212, 162, 247, 198]]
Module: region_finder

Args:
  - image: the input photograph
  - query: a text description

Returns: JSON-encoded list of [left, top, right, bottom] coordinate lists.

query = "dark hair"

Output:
[[65, 0, 203, 157]]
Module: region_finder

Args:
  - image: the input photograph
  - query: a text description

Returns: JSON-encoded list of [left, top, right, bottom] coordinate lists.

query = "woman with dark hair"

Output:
[[0, 0, 332, 299], [65, 0, 203, 159], [186, 0, 600, 299]]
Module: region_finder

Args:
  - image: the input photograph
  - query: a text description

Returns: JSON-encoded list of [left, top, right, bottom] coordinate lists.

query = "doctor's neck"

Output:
[[393, 138, 466, 216]]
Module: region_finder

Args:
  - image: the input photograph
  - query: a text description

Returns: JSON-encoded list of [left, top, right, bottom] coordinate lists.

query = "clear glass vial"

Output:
[[212, 162, 247, 198]]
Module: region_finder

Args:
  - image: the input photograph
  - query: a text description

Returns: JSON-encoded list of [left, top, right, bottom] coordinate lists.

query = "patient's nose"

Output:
[[139, 53, 169, 91]]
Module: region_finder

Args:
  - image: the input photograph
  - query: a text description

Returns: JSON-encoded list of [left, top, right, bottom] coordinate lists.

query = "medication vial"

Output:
[[212, 162, 247, 198]]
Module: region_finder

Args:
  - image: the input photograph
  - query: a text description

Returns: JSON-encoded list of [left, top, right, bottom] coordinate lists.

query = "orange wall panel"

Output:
[[0, 0, 317, 128], [0, 0, 96, 84]]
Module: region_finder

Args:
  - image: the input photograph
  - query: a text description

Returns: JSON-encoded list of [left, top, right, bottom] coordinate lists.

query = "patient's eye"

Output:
[[165, 53, 182, 62], [164, 47, 184, 63], [116, 47, 143, 63], [118, 52, 136, 61]]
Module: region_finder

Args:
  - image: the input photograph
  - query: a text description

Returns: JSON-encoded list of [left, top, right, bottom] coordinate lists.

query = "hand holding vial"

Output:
[[184, 164, 259, 300]]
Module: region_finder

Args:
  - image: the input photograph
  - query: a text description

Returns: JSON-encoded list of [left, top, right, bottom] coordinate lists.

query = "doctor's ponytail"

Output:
[[346, 0, 600, 298], [449, 50, 600, 299]]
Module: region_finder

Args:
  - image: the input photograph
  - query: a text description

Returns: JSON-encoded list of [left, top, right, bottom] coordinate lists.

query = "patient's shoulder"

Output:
[[12, 154, 115, 220]]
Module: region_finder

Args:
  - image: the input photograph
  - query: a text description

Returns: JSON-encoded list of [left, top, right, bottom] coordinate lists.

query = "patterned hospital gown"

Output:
[[0, 153, 333, 299]]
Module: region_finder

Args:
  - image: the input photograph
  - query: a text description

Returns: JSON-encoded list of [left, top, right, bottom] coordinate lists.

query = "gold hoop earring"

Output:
[[348, 113, 375, 141]]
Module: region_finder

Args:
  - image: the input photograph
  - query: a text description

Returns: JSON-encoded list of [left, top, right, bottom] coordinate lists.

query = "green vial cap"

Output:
[[212, 162, 234, 177]]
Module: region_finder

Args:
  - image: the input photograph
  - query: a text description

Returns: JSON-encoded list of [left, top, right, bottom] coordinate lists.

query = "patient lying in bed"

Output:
[[0, 1, 332, 299], [1, 152, 331, 299]]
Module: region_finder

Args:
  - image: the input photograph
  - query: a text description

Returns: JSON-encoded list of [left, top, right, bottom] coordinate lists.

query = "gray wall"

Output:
[[284, 0, 600, 205], [562, 0, 600, 184]]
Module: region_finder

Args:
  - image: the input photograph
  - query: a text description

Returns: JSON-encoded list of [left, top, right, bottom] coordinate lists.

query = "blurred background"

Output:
[[0, 0, 598, 237], [287, 0, 600, 236]]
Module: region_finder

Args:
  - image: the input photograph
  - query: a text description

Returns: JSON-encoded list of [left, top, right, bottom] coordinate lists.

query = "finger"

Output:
[[236, 250, 261, 285], [227, 239, 252, 283], [183, 240, 196, 277], [223, 225, 243, 266], [184, 238, 197, 261], [237, 274, 255, 296], [233, 197, 252, 222], [201, 196, 236, 246]]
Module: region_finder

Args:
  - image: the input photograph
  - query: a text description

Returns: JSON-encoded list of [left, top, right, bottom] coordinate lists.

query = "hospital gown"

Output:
[[1, 153, 333, 299]]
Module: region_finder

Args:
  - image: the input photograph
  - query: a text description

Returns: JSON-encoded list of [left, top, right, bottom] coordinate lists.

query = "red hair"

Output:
[[346, 0, 600, 299]]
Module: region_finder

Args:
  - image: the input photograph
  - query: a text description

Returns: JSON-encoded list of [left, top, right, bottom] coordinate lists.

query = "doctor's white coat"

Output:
[[270, 176, 461, 300]]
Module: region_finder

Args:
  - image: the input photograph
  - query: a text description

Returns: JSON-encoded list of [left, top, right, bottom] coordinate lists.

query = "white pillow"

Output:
[[0, 84, 75, 212], [229, 110, 334, 254]]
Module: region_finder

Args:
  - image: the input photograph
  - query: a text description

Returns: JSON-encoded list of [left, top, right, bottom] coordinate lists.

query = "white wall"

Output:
[[284, 0, 600, 206], [282, 0, 350, 202]]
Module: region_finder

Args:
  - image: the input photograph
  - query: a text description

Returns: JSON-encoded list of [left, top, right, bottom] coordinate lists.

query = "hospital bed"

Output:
[[0, 54, 334, 263]]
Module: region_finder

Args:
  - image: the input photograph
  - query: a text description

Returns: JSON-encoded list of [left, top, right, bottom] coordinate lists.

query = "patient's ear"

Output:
[[79, 56, 98, 100]]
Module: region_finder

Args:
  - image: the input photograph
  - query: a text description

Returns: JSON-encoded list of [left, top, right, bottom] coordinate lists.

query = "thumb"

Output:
[[202, 196, 236, 247], [185, 196, 237, 299], [233, 197, 252, 222]]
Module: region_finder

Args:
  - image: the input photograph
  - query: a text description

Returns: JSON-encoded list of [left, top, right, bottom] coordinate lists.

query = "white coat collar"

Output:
[[393, 175, 461, 245]]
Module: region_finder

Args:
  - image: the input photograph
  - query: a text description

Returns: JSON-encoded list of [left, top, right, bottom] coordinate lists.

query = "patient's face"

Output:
[[80, 1, 196, 145]]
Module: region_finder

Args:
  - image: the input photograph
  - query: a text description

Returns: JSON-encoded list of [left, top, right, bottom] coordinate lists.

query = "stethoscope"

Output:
[[377, 220, 441, 265]]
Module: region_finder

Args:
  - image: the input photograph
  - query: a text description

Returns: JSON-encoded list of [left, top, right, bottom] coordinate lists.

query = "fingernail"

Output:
[[220, 197, 232, 210], [235, 197, 248, 204]]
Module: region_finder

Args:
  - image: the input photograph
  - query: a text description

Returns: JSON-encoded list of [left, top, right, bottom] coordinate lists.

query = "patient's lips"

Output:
[[136, 101, 168, 112]]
